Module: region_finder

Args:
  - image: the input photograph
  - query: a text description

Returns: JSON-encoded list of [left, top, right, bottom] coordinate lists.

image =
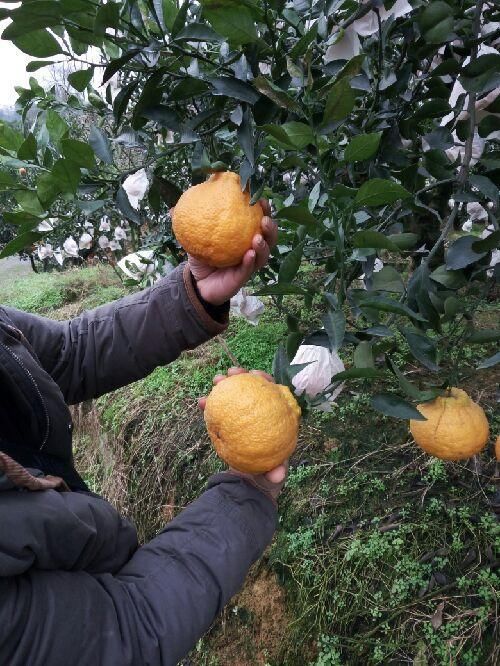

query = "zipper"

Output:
[[0, 341, 50, 450]]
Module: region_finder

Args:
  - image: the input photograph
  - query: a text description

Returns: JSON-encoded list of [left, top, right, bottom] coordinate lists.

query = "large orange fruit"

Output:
[[495, 435, 500, 461], [172, 171, 263, 268], [410, 388, 489, 460], [204, 373, 301, 473]]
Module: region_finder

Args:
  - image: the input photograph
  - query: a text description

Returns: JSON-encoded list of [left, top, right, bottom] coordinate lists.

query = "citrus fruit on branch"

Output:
[[410, 388, 489, 461], [172, 171, 263, 268], [204, 373, 301, 474]]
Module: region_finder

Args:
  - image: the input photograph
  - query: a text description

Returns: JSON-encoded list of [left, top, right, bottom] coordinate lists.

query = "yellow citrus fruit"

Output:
[[410, 387, 489, 461], [204, 373, 301, 474], [172, 171, 263, 268]]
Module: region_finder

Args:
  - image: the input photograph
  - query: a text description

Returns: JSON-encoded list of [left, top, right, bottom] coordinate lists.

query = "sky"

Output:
[[0, 27, 33, 106]]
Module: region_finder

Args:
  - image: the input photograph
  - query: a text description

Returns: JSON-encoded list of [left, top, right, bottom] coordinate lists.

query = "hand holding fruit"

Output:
[[198, 367, 299, 501], [172, 172, 278, 305]]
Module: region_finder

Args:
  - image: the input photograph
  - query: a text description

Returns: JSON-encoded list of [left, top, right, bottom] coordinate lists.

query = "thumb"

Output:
[[231, 249, 256, 288]]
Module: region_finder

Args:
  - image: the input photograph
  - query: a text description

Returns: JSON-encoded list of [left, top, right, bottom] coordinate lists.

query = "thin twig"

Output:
[[217, 336, 240, 367]]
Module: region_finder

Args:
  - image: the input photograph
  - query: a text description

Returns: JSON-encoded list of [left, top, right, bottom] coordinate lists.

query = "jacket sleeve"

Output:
[[2, 264, 228, 404], [0, 475, 277, 666]]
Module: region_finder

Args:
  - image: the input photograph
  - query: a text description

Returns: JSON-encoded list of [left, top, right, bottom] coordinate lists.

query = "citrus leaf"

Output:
[[402, 329, 440, 371], [353, 230, 401, 252], [477, 351, 500, 369], [331, 367, 385, 381], [355, 179, 411, 207], [279, 241, 304, 283], [88, 125, 113, 164], [61, 139, 96, 169], [361, 297, 427, 322], [0, 230, 43, 258], [371, 393, 426, 420], [68, 68, 93, 92], [12, 29, 63, 57], [322, 310, 345, 351], [344, 132, 381, 162]]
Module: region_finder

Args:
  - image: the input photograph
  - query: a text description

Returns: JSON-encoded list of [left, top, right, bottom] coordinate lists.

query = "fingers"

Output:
[[213, 367, 247, 385], [259, 198, 271, 217], [264, 462, 288, 484], [198, 397, 207, 411], [249, 369, 275, 383], [252, 233, 270, 270], [231, 248, 256, 286], [261, 216, 278, 249]]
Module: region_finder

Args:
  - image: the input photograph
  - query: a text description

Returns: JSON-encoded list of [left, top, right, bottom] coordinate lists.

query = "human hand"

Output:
[[187, 199, 278, 306], [198, 367, 288, 501]]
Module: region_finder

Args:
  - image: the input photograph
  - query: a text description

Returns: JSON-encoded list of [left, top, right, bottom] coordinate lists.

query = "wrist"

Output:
[[190, 271, 229, 318]]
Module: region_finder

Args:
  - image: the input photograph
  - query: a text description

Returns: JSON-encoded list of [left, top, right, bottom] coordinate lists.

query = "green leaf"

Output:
[[371, 393, 426, 420], [261, 124, 294, 147], [469, 174, 498, 204], [0, 171, 15, 189], [418, 1, 455, 44], [209, 77, 259, 104], [0, 123, 24, 152], [37, 172, 61, 207], [331, 368, 385, 381], [352, 230, 401, 252], [175, 23, 222, 41], [203, 2, 257, 44], [323, 78, 357, 123], [12, 29, 63, 57], [67, 67, 93, 92], [102, 49, 140, 85], [52, 158, 80, 194], [45, 110, 69, 145], [372, 266, 404, 293], [353, 341, 374, 369], [466, 329, 500, 344], [171, 0, 189, 37], [14, 189, 44, 216], [402, 329, 439, 371], [387, 233, 419, 250], [323, 310, 345, 351], [88, 125, 113, 164], [355, 179, 411, 207], [477, 351, 500, 369], [17, 133, 37, 160], [162, 0, 178, 30], [429, 265, 466, 289], [361, 297, 426, 322], [413, 99, 450, 120], [116, 186, 141, 223], [26, 59, 55, 72], [290, 21, 317, 59], [0, 230, 43, 259], [460, 55, 500, 94], [344, 132, 381, 162], [2, 211, 42, 227], [253, 76, 301, 113], [254, 284, 310, 297], [275, 205, 316, 228], [279, 241, 304, 283], [445, 236, 487, 270], [387, 358, 439, 402], [280, 122, 314, 149], [472, 230, 500, 254], [61, 139, 96, 169], [478, 115, 500, 138]]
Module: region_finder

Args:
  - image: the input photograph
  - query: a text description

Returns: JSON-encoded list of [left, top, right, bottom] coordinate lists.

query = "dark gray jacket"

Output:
[[0, 264, 277, 666]]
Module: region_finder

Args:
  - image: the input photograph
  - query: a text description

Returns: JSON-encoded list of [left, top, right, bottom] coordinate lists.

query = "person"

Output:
[[0, 200, 288, 666]]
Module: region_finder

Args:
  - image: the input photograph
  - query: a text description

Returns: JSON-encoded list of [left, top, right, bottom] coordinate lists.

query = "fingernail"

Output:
[[256, 235, 264, 247]]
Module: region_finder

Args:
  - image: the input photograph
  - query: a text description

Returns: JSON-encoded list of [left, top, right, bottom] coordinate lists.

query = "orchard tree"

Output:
[[0, 0, 498, 417]]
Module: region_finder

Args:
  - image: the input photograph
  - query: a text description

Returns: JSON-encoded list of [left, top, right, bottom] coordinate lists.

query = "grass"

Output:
[[4, 263, 499, 666]]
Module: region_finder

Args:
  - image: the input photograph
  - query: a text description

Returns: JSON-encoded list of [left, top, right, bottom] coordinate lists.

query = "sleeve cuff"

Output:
[[182, 264, 229, 335]]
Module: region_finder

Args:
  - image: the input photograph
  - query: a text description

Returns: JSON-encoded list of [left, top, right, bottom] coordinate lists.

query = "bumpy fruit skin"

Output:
[[410, 388, 489, 461], [172, 171, 263, 268], [495, 435, 500, 462], [204, 373, 301, 473]]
